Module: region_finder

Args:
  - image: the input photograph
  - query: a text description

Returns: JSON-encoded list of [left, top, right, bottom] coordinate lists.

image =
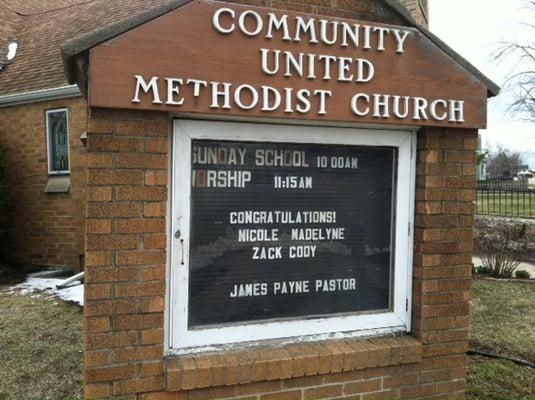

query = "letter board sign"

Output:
[[189, 140, 395, 327], [169, 120, 415, 350]]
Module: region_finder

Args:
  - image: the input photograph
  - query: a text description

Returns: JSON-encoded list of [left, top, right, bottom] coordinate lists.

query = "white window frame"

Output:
[[168, 119, 416, 354], [46, 108, 70, 175]]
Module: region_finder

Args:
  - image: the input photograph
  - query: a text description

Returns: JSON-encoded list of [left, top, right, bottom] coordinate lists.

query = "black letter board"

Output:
[[188, 139, 396, 328]]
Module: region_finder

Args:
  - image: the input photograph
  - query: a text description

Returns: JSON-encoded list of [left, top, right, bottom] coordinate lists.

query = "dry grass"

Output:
[[470, 279, 535, 363], [0, 278, 533, 400], [468, 279, 535, 400], [0, 287, 83, 400], [467, 357, 534, 400]]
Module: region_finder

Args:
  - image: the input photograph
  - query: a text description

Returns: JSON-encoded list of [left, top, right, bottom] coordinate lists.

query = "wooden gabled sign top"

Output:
[[88, 0, 488, 128]]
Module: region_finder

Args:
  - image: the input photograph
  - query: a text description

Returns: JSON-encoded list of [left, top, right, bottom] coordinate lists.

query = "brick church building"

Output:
[[0, 0, 429, 271]]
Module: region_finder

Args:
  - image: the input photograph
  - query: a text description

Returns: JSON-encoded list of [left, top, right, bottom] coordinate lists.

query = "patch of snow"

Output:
[[7, 272, 84, 306], [7, 42, 18, 61]]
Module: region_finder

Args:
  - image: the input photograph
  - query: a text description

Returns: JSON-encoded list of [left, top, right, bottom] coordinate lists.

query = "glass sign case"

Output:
[[169, 120, 415, 352]]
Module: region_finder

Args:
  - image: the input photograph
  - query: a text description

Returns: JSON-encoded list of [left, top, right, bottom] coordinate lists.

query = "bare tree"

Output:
[[494, 1, 535, 121], [475, 216, 534, 278], [486, 146, 522, 178]]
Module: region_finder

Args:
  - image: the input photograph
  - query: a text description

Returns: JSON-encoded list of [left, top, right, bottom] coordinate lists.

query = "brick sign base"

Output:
[[84, 107, 476, 399], [80, 1, 481, 399]]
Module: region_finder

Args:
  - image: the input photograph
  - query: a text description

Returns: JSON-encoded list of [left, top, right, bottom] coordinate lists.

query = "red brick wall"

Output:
[[220, 0, 410, 25], [84, 109, 169, 399], [399, 0, 429, 26], [0, 97, 87, 270], [83, 107, 477, 399], [81, 1, 474, 399], [219, 0, 427, 26]]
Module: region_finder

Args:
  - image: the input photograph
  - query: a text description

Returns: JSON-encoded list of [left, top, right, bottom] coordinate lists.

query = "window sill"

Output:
[[44, 175, 71, 193], [165, 335, 422, 391]]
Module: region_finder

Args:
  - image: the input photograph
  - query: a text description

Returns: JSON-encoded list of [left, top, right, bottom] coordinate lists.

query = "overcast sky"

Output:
[[429, 0, 535, 166]]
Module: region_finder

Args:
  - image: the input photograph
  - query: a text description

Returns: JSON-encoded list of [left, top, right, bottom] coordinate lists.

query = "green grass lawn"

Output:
[[477, 192, 535, 218]]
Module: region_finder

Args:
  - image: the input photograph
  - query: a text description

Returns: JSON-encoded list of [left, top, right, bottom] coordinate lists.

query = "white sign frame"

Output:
[[168, 119, 416, 354]]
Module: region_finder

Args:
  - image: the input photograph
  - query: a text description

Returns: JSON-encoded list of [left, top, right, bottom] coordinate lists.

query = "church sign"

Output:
[[66, 0, 497, 396], [89, 1, 488, 129], [74, 0, 490, 353]]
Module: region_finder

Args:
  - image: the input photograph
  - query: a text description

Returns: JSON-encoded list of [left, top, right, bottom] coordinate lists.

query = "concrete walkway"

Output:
[[472, 256, 535, 279]]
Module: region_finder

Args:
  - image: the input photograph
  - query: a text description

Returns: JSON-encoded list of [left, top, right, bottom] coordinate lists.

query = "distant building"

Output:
[[516, 166, 535, 186], [517, 165, 531, 175], [477, 134, 488, 180]]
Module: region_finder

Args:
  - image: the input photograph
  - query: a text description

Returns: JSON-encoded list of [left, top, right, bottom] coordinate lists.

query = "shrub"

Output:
[[475, 216, 535, 278], [0, 149, 7, 259], [515, 270, 531, 279], [475, 266, 491, 275]]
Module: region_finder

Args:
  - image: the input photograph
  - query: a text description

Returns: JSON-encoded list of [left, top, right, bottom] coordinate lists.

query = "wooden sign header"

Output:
[[89, 0, 488, 128]]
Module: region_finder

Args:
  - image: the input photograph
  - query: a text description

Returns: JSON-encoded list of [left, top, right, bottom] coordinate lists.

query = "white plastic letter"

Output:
[[294, 17, 318, 43], [238, 10, 263, 36], [373, 27, 390, 51], [449, 100, 465, 122], [210, 82, 232, 109], [430, 99, 448, 121], [132, 75, 162, 104], [341, 23, 360, 47], [337, 57, 354, 82], [186, 79, 208, 97], [262, 86, 282, 111], [285, 51, 304, 77], [363, 25, 372, 49], [283, 88, 293, 113], [393, 95, 410, 118], [260, 48, 280, 75], [373, 94, 390, 118], [320, 20, 338, 45], [314, 90, 332, 115], [351, 93, 370, 116], [296, 89, 311, 113], [234, 84, 259, 110], [356, 59, 375, 82], [165, 78, 184, 105], [319, 55, 337, 80], [413, 97, 429, 120], [266, 13, 291, 40], [393, 29, 411, 53], [213, 8, 235, 34]]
